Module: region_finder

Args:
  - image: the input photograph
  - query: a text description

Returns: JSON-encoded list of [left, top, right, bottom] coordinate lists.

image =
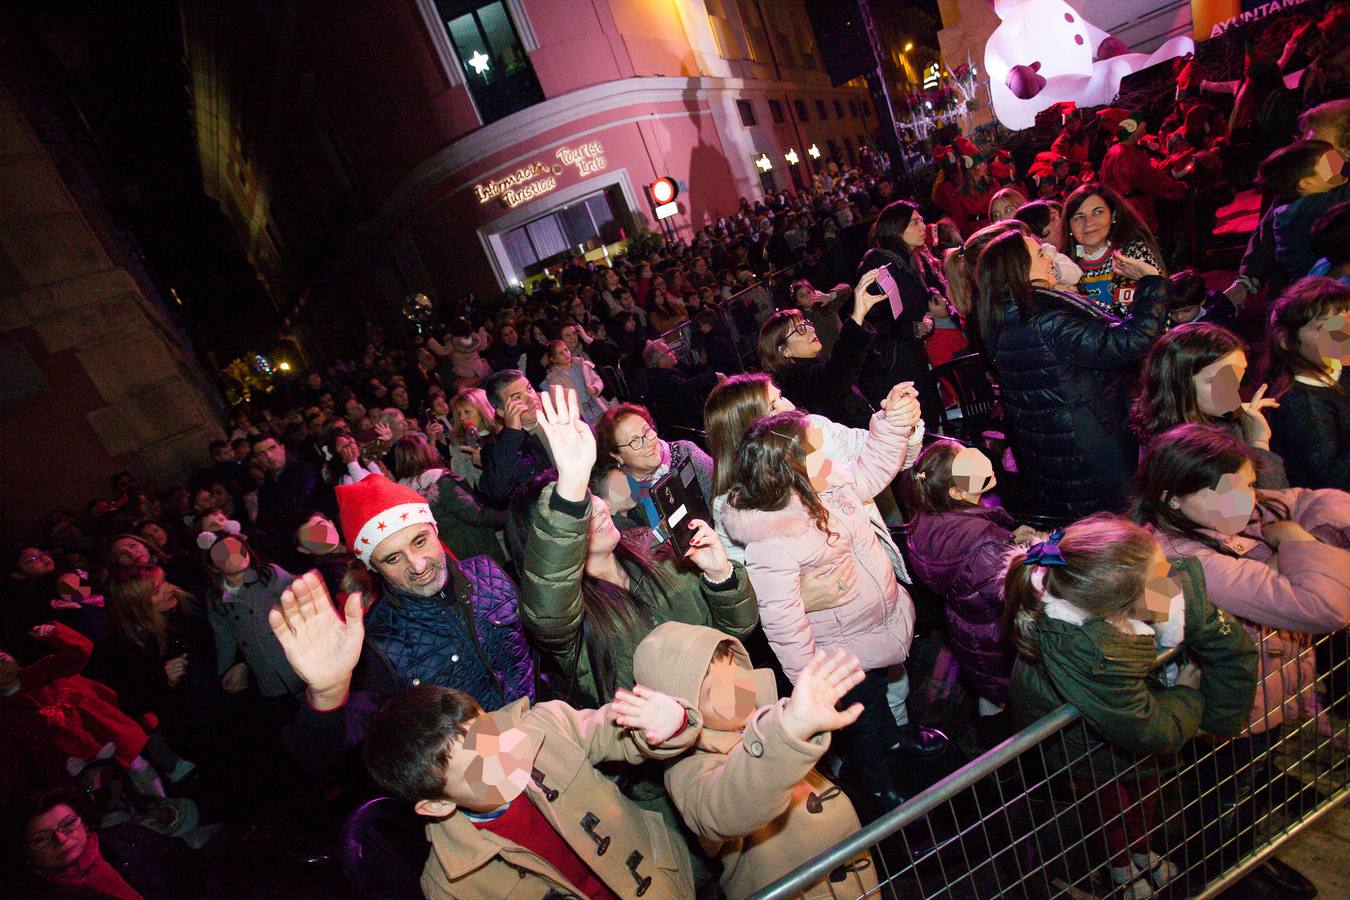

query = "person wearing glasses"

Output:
[[757, 267, 891, 429], [594, 403, 715, 542]]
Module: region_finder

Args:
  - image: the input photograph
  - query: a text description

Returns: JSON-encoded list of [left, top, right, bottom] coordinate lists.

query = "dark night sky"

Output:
[[6, 1, 283, 365]]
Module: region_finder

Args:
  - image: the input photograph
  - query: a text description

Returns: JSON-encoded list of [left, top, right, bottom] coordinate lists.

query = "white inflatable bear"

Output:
[[983, 0, 1195, 130]]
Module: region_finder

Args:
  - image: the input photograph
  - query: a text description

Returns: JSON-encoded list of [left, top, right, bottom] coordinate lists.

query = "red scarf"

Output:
[[38, 833, 143, 900]]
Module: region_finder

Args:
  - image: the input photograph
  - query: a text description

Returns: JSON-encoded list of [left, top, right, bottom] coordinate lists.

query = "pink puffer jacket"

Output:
[[1152, 487, 1350, 733], [722, 412, 914, 681]]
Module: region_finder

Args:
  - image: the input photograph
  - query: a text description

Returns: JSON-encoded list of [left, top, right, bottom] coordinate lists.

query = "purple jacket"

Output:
[[906, 505, 1016, 705]]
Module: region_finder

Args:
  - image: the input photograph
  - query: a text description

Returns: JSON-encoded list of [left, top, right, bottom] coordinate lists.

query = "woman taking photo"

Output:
[[1131, 323, 1288, 487], [1064, 183, 1166, 314], [975, 228, 1167, 518], [849, 200, 946, 429], [594, 402, 715, 538], [510, 387, 758, 706], [757, 268, 888, 429]]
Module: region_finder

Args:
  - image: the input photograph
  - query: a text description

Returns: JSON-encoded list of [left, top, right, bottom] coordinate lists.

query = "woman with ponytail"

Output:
[[1006, 514, 1256, 897]]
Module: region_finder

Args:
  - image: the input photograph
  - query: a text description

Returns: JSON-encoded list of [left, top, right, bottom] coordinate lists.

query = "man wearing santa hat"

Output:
[[332, 473, 533, 709]]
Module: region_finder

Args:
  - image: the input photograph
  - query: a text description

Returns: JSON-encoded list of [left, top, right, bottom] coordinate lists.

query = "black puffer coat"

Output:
[[849, 247, 945, 428], [985, 277, 1167, 517]]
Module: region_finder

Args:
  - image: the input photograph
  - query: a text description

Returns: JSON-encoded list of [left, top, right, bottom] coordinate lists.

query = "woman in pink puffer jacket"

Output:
[[722, 384, 920, 810]]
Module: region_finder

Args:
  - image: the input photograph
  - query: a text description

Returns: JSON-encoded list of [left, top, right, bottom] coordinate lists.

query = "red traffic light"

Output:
[[649, 177, 678, 205]]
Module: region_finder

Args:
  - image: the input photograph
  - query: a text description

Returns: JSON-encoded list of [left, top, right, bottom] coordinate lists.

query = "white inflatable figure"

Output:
[[983, 0, 1195, 131]]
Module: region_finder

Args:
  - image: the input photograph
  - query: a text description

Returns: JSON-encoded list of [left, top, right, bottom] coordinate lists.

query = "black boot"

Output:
[[1253, 857, 1317, 898], [891, 723, 950, 757]]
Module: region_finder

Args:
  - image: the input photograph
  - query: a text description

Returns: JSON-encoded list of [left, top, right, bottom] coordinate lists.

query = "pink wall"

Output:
[[405, 100, 740, 298]]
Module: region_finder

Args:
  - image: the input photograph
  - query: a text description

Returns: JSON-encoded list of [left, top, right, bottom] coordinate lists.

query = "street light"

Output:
[[808, 144, 821, 159], [904, 42, 914, 53], [785, 148, 799, 165], [755, 153, 773, 172]]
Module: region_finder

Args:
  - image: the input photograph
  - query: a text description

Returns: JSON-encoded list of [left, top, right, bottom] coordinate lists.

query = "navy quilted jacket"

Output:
[[363, 554, 534, 709], [984, 278, 1167, 517]]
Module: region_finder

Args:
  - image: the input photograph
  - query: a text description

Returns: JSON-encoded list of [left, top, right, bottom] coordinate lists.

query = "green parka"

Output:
[[1010, 557, 1257, 771], [522, 484, 760, 705]]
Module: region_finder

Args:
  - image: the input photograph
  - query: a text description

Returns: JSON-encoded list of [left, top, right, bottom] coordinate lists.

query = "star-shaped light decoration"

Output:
[[808, 144, 821, 159], [467, 50, 491, 76], [785, 148, 799, 165], [755, 153, 773, 172]]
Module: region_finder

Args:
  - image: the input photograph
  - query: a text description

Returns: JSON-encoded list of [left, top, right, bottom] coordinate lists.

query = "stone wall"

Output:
[[0, 83, 223, 544]]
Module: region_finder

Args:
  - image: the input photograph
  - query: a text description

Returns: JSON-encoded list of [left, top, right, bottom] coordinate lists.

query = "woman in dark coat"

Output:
[[974, 229, 1167, 518], [757, 269, 888, 429], [849, 201, 946, 429]]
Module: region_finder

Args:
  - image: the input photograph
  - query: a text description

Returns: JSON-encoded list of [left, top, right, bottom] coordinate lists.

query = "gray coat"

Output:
[[208, 564, 303, 698]]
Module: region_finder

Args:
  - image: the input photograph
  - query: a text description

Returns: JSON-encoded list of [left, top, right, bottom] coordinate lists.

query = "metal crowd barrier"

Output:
[[751, 628, 1349, 899]]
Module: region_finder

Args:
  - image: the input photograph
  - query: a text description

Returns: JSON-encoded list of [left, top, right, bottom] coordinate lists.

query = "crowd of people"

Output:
[[3, 37, 1350, 900]]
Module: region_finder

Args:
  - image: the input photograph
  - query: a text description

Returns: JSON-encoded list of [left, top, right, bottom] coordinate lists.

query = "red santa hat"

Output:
[[1096, 107, 1144, 141], [335, 474, 436, 567], [1027, 151, 1066, 182]]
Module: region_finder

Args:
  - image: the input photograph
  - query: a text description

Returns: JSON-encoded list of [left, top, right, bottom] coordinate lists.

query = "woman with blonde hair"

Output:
[[988, 186, 1029, 223], [447, 387, 499, 487]]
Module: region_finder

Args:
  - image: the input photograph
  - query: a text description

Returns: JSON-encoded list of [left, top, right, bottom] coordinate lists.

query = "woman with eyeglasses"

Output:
[[594, 403, 714, 540], [757, 267, 890, 429], [16, 792, 142, 899]]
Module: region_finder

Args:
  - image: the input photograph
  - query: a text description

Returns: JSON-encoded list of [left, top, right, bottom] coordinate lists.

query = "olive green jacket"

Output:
[[1010, 557, 1257, 768], [522, 484, 760, 704]]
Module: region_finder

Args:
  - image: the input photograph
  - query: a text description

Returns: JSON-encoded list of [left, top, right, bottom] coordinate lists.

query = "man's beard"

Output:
[[396, 557, 448, 597]]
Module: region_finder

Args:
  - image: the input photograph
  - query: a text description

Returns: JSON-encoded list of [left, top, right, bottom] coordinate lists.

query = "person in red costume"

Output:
[[931, 144, 964, 222], [1051, 108, 1091, 167], [1099, 108, 1186, 234], [951, 138, 1000, 237], [0, 623, 169, 805]]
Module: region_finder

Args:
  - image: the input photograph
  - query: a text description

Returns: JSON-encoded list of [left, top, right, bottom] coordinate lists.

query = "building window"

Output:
[[833, 98, 844, 118], [736, 0, 771, 62], [794, 99, 809, 121], [815, 99, 828, 120], [860, 100, 871, 118], [768, 99, 785, 124], [843, 137, 856, 166], [758, 168, 777, 194], [827, 139, 841, 162], [437, 0, 544, 124], [705, 0, 749, 60], [501, 188, 625, 278], [736, 99, 757, 127], [848, 100, 858, 118]]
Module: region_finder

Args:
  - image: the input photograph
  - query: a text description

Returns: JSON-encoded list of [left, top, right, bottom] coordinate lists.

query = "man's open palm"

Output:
[[269, 571, 364, 701]]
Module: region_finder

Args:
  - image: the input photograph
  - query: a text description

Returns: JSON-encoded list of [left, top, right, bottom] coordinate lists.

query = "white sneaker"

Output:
[[1109, 861, 1155, 899], [1131, 851, 1178, 889]]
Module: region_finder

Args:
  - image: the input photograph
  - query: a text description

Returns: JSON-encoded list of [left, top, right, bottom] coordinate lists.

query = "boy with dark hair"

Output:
[[364, 681, 702, 899], [1233, 139, 1349, 301], [1167, 269, 1238, 331]]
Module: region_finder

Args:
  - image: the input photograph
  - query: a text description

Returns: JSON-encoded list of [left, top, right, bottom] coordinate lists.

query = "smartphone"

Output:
[[651, 458, 713, 557], [926, 223, 940, 247]]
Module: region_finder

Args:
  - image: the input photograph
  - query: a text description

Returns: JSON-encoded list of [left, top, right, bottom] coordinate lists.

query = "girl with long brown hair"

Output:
[[1263, 276, 1350, 490], [721, 386, 940, 812]]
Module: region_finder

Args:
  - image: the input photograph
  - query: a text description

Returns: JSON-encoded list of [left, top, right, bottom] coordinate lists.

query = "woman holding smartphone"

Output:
[[847, 200, 947, 430]]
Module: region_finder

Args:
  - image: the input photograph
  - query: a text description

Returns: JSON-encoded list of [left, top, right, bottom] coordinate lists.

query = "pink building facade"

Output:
[[185, 1, 881, 313]]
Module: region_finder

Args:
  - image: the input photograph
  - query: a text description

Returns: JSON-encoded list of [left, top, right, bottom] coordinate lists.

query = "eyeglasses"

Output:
[[783, 320, 816, 340], [619, 427, 658, 451], [27, 814, 82, 849]]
